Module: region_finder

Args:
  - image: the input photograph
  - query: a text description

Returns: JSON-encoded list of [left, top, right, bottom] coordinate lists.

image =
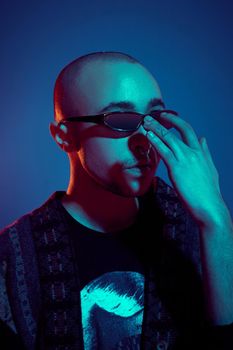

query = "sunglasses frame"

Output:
[[57, 109, 178, 132]]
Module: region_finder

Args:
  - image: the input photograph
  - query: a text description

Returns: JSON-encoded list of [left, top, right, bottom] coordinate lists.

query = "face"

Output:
[[63, 60, 163, 197]]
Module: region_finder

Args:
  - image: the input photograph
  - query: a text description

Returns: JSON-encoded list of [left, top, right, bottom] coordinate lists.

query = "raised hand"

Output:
[[143, 112, 229, 230]]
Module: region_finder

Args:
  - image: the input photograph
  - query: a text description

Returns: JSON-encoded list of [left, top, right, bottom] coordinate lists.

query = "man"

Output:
[[0, 51, 233, 349]]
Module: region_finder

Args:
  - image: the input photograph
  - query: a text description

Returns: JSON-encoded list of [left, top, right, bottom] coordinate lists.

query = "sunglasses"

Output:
[[57, 109, 178, 132]]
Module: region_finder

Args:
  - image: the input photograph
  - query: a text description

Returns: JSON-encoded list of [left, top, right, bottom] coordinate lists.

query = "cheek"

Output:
[[79, 138, 126, 173]]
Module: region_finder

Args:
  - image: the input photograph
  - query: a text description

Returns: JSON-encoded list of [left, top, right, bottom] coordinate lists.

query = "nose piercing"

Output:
[[146, 143, 152, 155], [136, 144, 152, 157]]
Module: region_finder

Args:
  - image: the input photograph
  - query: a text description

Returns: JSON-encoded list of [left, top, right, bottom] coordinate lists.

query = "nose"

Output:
[[134, 143, 152, 157], [129, 121, 152, 158]]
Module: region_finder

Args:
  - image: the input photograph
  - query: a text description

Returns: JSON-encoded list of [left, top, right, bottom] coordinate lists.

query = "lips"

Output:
[[127, 162, 152, 169], [124, 163, 153, 177], [125, 165, 151, 176]]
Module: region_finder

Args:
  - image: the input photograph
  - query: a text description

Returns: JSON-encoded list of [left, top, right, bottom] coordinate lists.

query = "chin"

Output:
[[129, 179, 154, 197], [111, 175, 154, 198]]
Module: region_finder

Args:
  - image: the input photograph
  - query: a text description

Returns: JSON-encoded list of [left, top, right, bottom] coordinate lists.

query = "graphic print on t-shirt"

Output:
[[81, 271, 145, 350]]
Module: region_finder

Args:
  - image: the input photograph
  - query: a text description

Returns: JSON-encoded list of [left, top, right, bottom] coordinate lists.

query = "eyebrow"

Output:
[[98, 97, 165, 113]]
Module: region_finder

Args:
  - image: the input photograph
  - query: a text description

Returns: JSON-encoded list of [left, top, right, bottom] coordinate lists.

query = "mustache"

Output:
[[122, 143, 162, 169], [123, 150, 154, 169]]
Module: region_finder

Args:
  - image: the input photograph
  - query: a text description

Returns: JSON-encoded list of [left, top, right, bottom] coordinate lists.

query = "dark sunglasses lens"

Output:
[[105, 113, 142, 131]]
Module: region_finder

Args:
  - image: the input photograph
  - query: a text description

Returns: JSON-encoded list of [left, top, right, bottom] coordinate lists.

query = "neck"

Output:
[[61, 165, 140, 233]]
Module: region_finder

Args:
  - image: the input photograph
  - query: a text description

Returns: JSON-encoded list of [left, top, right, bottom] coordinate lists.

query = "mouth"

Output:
[[126, 162, 152, 170], [125, 164, 152, 176]]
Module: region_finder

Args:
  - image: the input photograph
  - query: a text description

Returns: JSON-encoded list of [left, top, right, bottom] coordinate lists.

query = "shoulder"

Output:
[[0, 213, 30, 260], [0, 190, 66, 256]]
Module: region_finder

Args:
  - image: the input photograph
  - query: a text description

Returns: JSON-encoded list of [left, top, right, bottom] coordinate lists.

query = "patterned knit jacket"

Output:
[[0, 176, 232, 350]]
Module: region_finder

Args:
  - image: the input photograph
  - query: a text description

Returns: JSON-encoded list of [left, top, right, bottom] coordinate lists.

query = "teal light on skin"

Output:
[[50, 55, 233, 324], [143, 112, 233, 324], [50, 60, 164, 232], [143, 113, 223, 229]]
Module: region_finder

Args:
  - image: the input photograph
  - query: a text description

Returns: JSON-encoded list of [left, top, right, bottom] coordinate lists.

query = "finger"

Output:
[[200, 137, 220, 175], [199, 137, 221, 192], [144, 117, 184, 158], [146, 131, 176, 166], [199, 137, 217, 170], [157, 112, 200, 149]]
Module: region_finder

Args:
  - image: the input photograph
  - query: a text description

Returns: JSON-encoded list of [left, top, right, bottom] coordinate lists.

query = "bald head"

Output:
[[53, 51, 143, 122], [50, 51, 163, 198]]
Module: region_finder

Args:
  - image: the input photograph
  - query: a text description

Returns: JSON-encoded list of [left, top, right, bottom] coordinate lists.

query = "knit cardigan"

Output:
[[0, 176, 232, 350]]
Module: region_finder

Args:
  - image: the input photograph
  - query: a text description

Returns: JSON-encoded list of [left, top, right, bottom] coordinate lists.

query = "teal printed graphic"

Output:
[[81, 271, 144, 349]]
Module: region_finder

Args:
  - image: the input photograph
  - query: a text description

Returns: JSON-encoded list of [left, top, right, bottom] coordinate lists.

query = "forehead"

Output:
[[72, 60, 162, 114]]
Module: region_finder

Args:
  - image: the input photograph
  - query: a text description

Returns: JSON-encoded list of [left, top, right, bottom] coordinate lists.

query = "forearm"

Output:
[[199, 204, 233, 325]]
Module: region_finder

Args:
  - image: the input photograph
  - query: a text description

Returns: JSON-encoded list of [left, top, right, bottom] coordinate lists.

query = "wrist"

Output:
[[199, 203, 233, 234]]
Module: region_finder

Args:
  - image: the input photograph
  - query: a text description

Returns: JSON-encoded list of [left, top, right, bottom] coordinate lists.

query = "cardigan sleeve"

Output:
[[0, 252, 17, 334], [0, 233, 27, 349], [0, 259, 26, 348]]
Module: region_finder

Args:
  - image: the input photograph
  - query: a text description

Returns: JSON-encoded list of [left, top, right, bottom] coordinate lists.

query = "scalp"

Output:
[[53, 51, 141, 122]]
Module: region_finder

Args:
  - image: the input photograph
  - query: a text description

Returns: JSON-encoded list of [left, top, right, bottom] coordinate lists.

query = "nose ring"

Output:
[[146, 143, 152, 155]]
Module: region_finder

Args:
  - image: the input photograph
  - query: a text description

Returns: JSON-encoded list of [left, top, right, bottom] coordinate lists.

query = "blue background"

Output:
[[1, 0, 233, 229]]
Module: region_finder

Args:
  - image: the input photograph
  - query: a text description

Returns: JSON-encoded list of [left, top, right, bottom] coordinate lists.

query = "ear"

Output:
[[49, 121, 79, 152]]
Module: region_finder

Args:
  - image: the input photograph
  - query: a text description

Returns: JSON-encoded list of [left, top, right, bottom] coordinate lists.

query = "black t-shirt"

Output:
[[63, 207, 149, 350]]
